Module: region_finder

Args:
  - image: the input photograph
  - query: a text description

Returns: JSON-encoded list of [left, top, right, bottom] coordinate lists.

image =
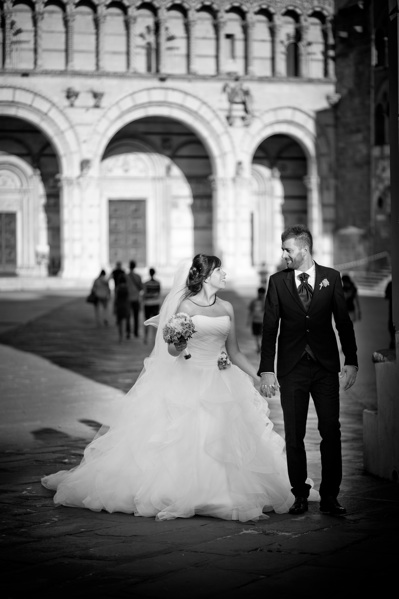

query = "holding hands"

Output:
[[260, 372, 280, 398]]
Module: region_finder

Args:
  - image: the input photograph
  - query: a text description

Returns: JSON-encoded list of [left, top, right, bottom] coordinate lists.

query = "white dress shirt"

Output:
[[295, 262, 316, 290]]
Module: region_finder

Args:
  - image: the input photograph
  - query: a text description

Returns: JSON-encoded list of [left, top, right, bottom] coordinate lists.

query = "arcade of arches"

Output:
[[0, 113, 311, 281], [0, 0, 339, 284]]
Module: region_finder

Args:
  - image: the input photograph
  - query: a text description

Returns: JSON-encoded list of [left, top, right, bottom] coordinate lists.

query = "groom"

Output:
[[258, 225, 358, 516]]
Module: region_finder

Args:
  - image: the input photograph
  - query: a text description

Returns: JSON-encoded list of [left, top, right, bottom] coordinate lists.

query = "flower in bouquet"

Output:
[[217, 351, 231, 370], [163, 312, 196, 360]]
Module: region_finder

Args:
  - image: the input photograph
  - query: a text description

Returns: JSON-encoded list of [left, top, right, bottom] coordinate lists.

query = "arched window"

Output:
[[253, 10, 273, 77], [73, 2, 96, 71], [374, 28, 387, 67], [282, 10, 301, 77], [104, 3, 127, 72], [11, 1, 34, 69], [224, 8, 245, 76], [146, 41, 153, 73], [42, 2, 66, 70], [165, 5, 188, 74], [286, 43, 299, 77], [308, 13, 327, 78], [195, 7, 217, 75], [136, 7, 156, 73]]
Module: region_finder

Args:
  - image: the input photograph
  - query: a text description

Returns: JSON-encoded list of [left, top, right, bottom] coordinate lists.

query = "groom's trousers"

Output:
[[278, 354, 341, 499]]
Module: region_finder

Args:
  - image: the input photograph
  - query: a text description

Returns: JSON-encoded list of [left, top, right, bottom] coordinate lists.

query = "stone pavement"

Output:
[[0, 288, 398, 599]]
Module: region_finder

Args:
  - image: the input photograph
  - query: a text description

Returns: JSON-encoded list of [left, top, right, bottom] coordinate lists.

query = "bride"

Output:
[[42, 254, 317, 522]]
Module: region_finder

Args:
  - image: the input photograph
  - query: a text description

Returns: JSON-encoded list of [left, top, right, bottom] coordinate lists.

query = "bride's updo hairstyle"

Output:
[[185, 254, 222, 298]]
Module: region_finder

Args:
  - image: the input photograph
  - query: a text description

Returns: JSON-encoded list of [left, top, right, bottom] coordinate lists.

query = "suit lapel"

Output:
[[283, 269, 305, 311], [309, 263, 327, 311]]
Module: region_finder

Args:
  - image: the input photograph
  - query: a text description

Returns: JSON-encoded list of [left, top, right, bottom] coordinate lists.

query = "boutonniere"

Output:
[[319, 278, 330, 290]]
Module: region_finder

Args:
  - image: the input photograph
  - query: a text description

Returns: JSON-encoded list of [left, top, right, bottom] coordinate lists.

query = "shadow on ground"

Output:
[[0, 296, 151, 393], [0, 290, 253, 394]]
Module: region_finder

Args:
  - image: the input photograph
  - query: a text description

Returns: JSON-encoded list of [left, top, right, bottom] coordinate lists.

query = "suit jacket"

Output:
[[258, 263, 358, 377]]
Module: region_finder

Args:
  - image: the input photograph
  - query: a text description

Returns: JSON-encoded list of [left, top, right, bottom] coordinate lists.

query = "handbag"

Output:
[[86, 290, 97, 304]]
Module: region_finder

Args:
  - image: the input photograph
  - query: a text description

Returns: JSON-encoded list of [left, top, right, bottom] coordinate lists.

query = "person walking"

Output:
[[114, 273, 131, 341], [42, 254, 319, 522], [126, 260, 143, 337], [247, 286, 266, 353], [258, 225, 358, 517], [341, 274, 361, 323], [142, 268, 161, 344], [111, 261, 125, 289], [91, 269, 111, 326]]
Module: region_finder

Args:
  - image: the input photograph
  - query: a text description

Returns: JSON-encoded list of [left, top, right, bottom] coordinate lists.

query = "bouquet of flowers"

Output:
[[217, 351, 231, 370], [163, 312, 196, 360]]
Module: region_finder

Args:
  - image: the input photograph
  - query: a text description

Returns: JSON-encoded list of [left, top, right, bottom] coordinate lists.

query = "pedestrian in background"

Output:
[[341, 274, 361, 323], [127, 260, 143, 338], [91, 269, 110, 327], [114, 273, 131, 342], [247, 286, 266, 353], [111, 261, 125, 289], [143, 268, 161, 344]]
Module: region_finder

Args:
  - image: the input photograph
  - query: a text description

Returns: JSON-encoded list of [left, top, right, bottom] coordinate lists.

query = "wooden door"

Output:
[[108, 199, 146, 267], [0, 213, 17, 274]]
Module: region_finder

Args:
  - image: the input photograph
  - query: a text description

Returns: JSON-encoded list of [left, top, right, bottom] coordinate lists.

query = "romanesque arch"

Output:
[[86, 87, 236, 179], [0, 86, 81, 176]]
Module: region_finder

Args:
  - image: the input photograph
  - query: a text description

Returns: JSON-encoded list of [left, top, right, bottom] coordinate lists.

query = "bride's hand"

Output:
[[173, 339, 187, 353]]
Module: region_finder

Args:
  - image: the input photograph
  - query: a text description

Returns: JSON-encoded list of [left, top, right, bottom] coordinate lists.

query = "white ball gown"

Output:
[[42, 262, 317, 522]]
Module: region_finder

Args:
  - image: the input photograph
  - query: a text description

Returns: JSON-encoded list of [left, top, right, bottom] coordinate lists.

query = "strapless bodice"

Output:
[[186, 314, 230, 367]]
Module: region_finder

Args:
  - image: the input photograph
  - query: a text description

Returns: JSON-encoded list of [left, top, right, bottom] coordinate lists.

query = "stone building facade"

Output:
[[1, 0, 340, 284], [333, 0, 391, 271]]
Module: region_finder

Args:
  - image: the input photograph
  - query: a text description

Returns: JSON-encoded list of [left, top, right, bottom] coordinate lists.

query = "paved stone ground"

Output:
[[0, 288, 398, 598]]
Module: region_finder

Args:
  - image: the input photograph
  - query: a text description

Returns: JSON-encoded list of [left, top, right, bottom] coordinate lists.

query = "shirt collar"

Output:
[[295, 262, 315, 279]]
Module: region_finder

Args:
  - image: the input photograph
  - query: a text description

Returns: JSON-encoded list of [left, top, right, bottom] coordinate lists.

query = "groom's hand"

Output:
[[260, 373, 279, 398], [340, 365, 358, 390]]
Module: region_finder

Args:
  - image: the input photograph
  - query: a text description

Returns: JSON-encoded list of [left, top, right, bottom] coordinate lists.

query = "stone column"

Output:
[[325, 17, 334, 78], [95, 10, 106, 72], [187, 11, 197, 75], [65, 9, 75, 71], [34, 8, 44, 70], [3, 5, 13, 70], [157, 10, 167, 73], [303, 170, 322, 261], [216, 15, 226, 75], [245, 15, 255, 76], [299, 17, 309, 78], [126, 12, 137, 72], [58, 175, 88, 278], [272, 15, 282, 76]]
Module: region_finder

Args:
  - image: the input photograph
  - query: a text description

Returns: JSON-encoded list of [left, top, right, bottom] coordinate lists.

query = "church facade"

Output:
[[0, 0, 347, 284]]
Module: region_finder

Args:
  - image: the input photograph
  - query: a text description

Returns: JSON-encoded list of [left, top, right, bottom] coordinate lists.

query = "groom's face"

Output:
[[281, 238, 306, 270]]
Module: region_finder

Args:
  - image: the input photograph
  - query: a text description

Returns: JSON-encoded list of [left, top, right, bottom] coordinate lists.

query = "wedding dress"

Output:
[[42, 261, 317, 522]]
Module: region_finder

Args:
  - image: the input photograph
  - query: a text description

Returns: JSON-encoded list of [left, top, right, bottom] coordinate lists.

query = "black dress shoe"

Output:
[[289, 496, 308, 515], [320, 496, 347, 516]]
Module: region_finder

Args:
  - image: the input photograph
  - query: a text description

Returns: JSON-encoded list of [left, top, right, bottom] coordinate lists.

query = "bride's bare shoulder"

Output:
[[217, 297, 233, 316], [176, 298, 194, 315]]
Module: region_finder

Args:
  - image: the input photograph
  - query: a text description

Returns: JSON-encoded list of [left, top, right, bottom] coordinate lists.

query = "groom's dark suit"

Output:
[[258, 263, 358, 500]]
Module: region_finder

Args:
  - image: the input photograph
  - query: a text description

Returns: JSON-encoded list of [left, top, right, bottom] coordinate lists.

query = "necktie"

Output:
[[298, 273, 316, 361], [298, 273, 313, 311]]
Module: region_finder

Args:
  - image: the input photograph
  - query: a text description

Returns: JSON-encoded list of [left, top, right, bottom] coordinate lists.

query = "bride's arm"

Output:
[[224, 303, 260, 383], [167, 299, 191, 357]]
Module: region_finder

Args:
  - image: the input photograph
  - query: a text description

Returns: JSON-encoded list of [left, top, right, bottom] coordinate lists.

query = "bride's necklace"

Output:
[[189, 296, 217, 307]]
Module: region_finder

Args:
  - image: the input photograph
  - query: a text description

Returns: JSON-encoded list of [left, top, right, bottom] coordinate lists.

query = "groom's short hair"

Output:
[[282, 225, 313, 254]]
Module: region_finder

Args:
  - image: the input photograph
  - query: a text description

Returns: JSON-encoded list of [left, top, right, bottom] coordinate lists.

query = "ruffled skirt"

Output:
[[42, 358, 314, 522]]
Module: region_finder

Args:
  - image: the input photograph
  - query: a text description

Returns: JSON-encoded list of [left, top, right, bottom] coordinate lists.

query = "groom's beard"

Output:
[[285, 250, 305, 270]]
